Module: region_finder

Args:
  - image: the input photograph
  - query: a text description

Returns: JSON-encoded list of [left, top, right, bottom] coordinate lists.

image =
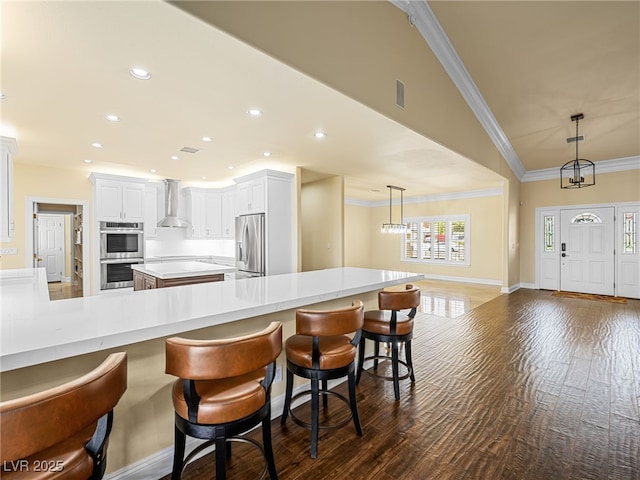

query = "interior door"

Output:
[[38, 213, 64, 282], [560, 207, 615, 295]]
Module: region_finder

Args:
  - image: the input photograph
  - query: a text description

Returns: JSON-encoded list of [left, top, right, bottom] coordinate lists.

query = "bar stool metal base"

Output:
[[180, 437, 270, 480], [288, 389, 354, 431]]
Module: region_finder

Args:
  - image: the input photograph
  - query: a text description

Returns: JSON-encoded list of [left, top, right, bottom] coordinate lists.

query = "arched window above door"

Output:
[[570, 212, 603, 224]]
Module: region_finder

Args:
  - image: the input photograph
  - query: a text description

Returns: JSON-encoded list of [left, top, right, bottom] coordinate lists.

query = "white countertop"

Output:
[[0, 267, 424, 372], [132, 262, 235, 279]]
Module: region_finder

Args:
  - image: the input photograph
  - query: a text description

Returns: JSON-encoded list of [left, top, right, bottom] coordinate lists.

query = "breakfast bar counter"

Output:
[[0, 266, 424, 477]]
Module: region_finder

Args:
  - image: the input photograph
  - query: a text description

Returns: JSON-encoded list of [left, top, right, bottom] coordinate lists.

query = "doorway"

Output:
[[559, 207, 615, 295], [25, 197, 89, 299], [536, 202, 640, 299], [37, 213, 64, 282]]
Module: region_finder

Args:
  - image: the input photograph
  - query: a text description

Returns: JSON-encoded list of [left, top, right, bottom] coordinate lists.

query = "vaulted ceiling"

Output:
[[1, 1, 638, 201]]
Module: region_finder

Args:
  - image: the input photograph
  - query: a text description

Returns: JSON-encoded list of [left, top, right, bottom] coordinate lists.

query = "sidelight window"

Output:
[[544, 215, 555, 252], [623, 212, 636, 254]]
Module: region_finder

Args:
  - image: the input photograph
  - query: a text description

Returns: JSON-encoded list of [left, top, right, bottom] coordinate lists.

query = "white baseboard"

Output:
[[104, 378, 346, 480], [418, 273, 502, 287]]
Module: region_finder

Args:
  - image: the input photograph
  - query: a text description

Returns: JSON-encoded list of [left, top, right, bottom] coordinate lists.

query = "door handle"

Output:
[[561, 253, 567, 257]]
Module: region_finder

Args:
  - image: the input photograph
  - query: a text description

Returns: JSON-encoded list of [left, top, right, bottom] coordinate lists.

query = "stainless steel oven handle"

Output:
[[100, 258, 144, 264]]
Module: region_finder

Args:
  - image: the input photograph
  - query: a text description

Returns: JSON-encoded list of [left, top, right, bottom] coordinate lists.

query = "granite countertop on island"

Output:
[[131, 261, 235, 279]]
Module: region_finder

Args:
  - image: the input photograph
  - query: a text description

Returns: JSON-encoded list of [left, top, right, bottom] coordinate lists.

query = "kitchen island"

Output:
[[0, 267, 424, 478], [131, 261, 235, 290]]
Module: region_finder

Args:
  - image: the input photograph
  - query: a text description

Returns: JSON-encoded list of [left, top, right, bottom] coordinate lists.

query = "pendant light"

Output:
[[380, 185, 408, 234], [560, 113, 595, 189]]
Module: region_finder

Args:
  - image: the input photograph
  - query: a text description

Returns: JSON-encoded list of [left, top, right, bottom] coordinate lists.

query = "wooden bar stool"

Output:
[[356, 284, 420, 400], [280, 300, 364, 459], [165, 321, 282, 480], [0, 352, 128, 480]]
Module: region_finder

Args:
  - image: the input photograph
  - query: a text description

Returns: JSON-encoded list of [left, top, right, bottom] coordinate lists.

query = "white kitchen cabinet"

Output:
[[205, 192, 222, 237], [183, 187, 206, 238], [184, 187, 224, 238], [0, 136, 17, 243], [221, 187, 236, 239], [91, 175, 145, 223], [236, 178, 264, 214], [144, 184, 159, 238]]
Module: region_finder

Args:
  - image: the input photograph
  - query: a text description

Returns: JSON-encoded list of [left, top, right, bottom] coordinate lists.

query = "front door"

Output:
[[560, 207, 615, 295], [37, 213, 64, 282]]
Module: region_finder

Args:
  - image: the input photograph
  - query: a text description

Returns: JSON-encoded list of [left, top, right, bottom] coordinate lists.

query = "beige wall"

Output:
[[301, 176, 344, 271], [346, 193, 504, 283], [519, 168, 640, 285], [0, 163, 92, 270], [344, 203, 373, 268]]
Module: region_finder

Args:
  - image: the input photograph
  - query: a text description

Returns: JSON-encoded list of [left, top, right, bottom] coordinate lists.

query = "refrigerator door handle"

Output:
[[236, 241, 243, 263]]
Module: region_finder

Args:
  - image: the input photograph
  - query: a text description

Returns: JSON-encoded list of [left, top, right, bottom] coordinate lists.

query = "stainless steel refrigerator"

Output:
[[235, 213, 265, 279]]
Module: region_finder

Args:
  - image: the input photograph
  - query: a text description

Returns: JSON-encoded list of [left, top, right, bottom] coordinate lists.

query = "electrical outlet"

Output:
[[274, 365, 283, 383]]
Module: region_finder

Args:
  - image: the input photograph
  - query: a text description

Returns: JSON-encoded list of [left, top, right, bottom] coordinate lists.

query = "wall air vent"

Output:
[[396, 79, 405, 109], [180, 146, 199, 154]]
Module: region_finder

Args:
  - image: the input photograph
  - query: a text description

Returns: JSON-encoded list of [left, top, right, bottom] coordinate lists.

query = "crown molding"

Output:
[[346, 187, 503, 207], [390, 0, 527, 180], [521, 156, 640, 183]]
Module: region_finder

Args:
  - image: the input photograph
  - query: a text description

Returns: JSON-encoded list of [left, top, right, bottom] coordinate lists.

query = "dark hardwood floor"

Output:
[[161, 288, 640, 480]]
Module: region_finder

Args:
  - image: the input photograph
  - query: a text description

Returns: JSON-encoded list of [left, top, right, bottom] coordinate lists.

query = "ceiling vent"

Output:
[[180, 146, 199, 154]]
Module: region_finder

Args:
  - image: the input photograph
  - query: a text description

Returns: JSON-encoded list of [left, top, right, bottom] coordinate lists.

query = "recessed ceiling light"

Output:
[[314, 132, 327, 139], [129, 67, 151, 80], [171, 155, 179, 160], [201, 176, 207, 180], [247, 109, 263, 117], [105, 114, 120, 122], [227, 166, 234, 170], [263, 151, 272, 157], [83, 159, 93, 164], [150, 169, 157, 173], [0, 93, 5, 100], [92, 143, 103, 148], [201, 136, 212, 142]]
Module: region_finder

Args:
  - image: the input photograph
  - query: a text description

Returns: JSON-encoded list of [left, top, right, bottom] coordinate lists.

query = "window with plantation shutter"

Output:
[[402, 215, 469, 266], [404, 222, 418, 259]]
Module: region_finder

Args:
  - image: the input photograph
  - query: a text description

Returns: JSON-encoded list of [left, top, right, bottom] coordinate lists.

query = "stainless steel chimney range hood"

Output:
[[157, 179, 190, 228]]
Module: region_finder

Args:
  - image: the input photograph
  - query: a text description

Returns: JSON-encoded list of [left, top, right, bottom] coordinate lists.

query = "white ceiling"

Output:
[[1, 1, 638, 202]]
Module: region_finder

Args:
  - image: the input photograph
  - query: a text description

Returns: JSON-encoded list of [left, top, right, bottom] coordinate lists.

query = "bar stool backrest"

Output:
[[0, 352, 128, 469], [296, 300, 364, 337], [378, 284, 420, 316], [166, 321, 283, 380]]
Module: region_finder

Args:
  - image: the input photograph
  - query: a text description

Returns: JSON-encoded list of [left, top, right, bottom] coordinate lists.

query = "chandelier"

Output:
[[380, 185, 408, 234], [560, 113, 595, 189]]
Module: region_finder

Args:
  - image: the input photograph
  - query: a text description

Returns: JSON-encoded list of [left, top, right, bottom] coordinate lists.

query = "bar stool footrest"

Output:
[[360, 354, 412, 382], [288, 389, 353, 431], [181, 437, 269, 480]]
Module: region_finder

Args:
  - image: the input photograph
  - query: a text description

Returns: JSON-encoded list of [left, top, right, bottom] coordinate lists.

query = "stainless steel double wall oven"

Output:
[[99, 221, 144, 290]]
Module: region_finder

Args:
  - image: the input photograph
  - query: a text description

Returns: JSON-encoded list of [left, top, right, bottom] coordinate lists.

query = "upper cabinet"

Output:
[[221, 187, 236, 239], [183, 187, 222, 239], [0, 136, 17, 243], [144, 183, 160, 238], [90, 173, 146, 223], [236, 177, 265, 215]]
